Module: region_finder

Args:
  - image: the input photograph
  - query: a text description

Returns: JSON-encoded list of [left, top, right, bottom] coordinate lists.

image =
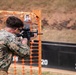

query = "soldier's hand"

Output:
[[22, 38, 28, 44]]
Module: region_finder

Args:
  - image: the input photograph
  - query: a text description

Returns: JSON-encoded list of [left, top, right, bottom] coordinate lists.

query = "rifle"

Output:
[[16, 28, 42, 40]]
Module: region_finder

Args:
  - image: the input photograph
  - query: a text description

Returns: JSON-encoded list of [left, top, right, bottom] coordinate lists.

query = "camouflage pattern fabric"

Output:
[[0, 29, 30, 72]]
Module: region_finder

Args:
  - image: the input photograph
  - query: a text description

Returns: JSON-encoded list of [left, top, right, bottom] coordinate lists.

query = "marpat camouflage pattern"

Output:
[[0, 29, 30, 71]]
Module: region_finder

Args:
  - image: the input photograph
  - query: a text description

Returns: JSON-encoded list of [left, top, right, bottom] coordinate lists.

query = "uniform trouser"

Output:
[[0, 70, 8, 75]]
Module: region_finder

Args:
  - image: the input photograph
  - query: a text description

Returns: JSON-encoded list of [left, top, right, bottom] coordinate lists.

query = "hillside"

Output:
[[0, 0, 76, 13], [0, 0, 76, 43]]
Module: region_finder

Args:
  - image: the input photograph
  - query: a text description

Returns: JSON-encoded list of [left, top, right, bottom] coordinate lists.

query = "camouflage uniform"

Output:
[[0, 29, 30, 74], [0, 70, 8, 75]]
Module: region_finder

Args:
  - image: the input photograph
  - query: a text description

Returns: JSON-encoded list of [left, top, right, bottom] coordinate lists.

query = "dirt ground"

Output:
[[42, 12, 76, 43], [8, 63, 76, 75]]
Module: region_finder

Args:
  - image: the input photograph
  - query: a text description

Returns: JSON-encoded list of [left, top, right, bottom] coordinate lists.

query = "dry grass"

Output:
[[0, 0, 76, 12], [0, 0, 76, 43], [42, 28, 76, 43], [8, 64, 76, 75]]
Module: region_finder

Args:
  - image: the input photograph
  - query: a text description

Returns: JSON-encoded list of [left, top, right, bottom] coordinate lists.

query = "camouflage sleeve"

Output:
[[6, 36, 30, 57]]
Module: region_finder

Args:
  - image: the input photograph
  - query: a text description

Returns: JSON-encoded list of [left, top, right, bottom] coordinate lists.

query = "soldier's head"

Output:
[[5, 16, 24, 34]]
